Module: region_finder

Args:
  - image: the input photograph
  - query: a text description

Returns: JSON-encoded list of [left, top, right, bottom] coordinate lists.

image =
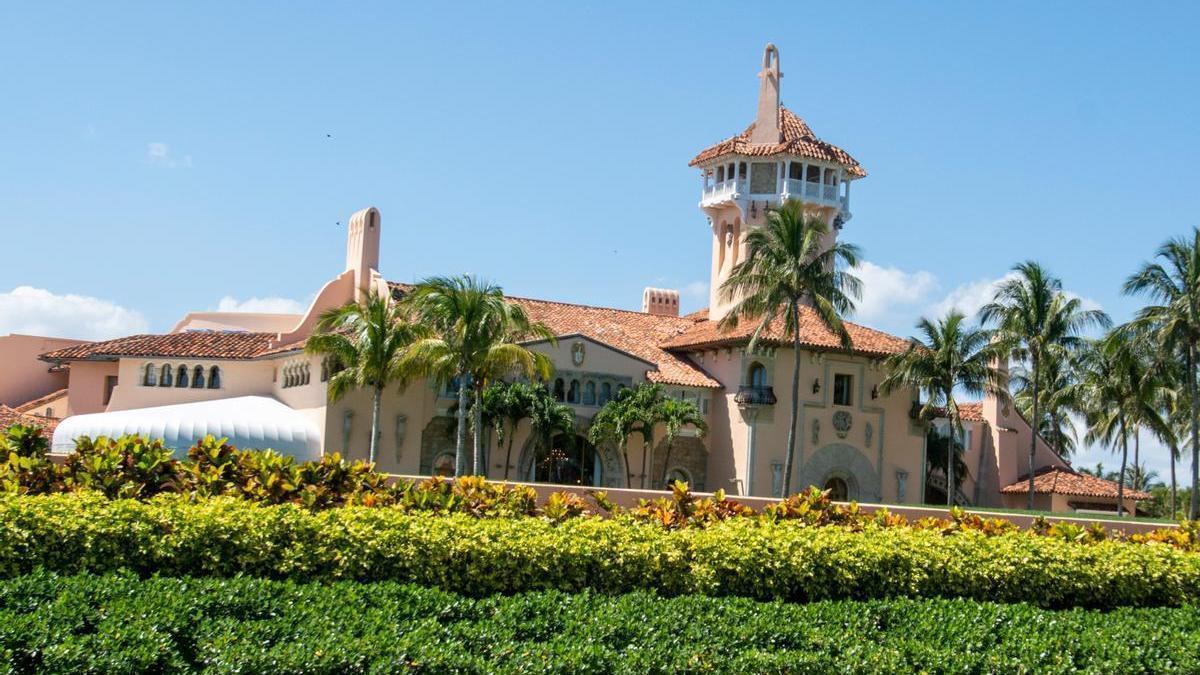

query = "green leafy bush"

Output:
[[0, 493, 1197, 608], [0, 571, 1197, 674]]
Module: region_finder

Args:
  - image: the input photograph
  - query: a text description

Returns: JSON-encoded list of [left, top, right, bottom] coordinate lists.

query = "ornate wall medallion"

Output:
[[571, 341, 586, 366], [832, 410, 852, 439]]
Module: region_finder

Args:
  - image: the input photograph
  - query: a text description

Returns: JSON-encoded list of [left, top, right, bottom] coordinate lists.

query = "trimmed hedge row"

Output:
[[1, 494, 1198, 608], [1, 571, 1198, 674]]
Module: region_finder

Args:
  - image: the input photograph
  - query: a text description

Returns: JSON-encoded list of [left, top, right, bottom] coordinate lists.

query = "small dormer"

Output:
[[642, 287, 680, 317]]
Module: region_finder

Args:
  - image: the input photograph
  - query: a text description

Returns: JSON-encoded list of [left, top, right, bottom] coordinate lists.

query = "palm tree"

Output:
[[880, 310, 1007, 506], [528, 386, 576, 481], [622, 383, 670, 489], [481, 380, 539, 480], [980, 262, 1111, 509], [306, 290, 425, 465], [589, 387, 638, 488], [1124, 228, 1200, 519], [403, 275, 553, 476], [1011, 345, 1081, 460], [1078, 334, 1167, 516], [1124, 462, 1163, 493], [657, 397, 708, 488], [719, 199, 862, 496]]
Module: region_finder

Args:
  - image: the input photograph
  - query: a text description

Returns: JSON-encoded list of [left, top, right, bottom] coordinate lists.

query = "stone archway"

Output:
[[516, 432, 626, 488], [649, 436, 708, 491], [798, 443, 880, 501]]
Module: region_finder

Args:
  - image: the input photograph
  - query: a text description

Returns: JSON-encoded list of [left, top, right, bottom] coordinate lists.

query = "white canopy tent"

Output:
[[51, 396, 323, 460]]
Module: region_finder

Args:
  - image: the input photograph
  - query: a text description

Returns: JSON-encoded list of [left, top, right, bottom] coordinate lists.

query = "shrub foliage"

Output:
[[1, 571, 1198, 674], [0, 493, 1197, 608]]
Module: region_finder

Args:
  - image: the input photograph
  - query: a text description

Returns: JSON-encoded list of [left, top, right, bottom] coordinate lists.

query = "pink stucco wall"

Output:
[[0, 334, 86, 407]]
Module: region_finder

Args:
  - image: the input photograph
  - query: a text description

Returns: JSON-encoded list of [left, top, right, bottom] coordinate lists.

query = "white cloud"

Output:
[[146, 142, 192, 168], [216, 296, 307, 314], [850, 261, 938, 331], [929, 272, 1020, 321], [0, 286, 149, 340], [680, 281, 708, 301]]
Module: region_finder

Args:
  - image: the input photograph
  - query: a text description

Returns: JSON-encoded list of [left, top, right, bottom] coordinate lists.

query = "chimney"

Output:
[[749, 43, 782, 144], [642, 287, 680, 317], [345, 207, 381, 297]]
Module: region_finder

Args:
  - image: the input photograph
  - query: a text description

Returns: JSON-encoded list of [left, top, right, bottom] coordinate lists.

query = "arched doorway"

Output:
[[517, 430, 628, 487], [527, 433, 602, 486], [823, 476, 849, 501]]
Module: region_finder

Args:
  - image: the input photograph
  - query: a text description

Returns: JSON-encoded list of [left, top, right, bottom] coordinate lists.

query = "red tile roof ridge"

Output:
[[13, 388, 68, 414]]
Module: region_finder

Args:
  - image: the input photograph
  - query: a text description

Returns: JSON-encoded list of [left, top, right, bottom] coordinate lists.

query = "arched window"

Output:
[[301, 363, 310, 385], [208, 366, 221, 389], [192, 365, 205, 389], [159, 364, 173, 387], [748, 362, 767, 388], [142, 363, 157, 386], [583, 381, 596, 406], [553, 378, 565, 402], [567, 379, 580, 404], [176, 365, 189, 388], [432, 453, 456, 477], [599, 382, 612, 405], [665, 467, 692, 488]]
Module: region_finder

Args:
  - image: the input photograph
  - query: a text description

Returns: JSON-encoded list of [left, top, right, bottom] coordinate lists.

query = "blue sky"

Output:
[[2, 2, 1198, 478]]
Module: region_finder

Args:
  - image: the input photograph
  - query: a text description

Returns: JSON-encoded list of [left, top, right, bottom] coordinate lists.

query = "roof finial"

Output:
[[750, 43, 783, 144]]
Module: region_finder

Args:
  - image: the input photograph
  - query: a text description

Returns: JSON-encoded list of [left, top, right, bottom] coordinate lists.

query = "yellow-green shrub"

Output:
[[0, 493, 1196, 608]]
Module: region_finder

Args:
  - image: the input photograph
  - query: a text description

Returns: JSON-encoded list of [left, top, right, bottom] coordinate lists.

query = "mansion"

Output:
[[3, 45, 1145, 514]]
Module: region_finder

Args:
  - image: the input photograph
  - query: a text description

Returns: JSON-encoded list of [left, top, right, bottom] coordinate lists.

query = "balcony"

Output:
[[699, 177, 849, 212], [701, 178, 745, 206], [782, 179, 846, 209], [734, 385, 777, 407]]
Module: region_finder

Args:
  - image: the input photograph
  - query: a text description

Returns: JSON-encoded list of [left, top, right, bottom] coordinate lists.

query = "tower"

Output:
[[689, 44, 867, 321], [345, 206, 381, 300]]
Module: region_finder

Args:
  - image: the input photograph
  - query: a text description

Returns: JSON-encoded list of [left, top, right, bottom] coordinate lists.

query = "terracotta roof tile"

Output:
[[389, 283, 721, 389], [661, 306, 911, 358], [1000, 467, 1151, 501], [690, 107, 866, 177], [40, 332, 279, 362], [13, 389, 67, 414], [0, 406, 58, 439]]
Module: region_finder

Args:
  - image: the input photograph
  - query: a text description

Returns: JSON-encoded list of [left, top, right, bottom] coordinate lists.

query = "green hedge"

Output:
[[1, 571, 1198, 674], [1, 494, 1198, 608]]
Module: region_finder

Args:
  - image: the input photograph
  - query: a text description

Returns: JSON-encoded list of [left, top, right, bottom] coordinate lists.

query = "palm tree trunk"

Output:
[[454, 377, 469, 476], [369, 384, 382, 466], [946, 419, 955, 507], [1118, 420, 1128, 517], [640, 433, 652, 489], [621, 436, 632, 489], [1028, 356, 1040, 511], [782, 305, 802, 497], [473, 387, 485, 475], [661, 437, 674, 488], [1170, 443, 1178, 519], [1189, 343, 1199, 520], [1134, 426, 1140, 475], [503, 422, 515, 481]]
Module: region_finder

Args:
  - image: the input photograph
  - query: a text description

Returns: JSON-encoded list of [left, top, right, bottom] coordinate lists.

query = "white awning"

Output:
[[51, 396, 322, 460]]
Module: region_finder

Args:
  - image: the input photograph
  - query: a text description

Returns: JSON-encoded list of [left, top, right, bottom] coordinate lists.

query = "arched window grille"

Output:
[[553, 378, 565, 402], [176, 365, 189, 388], [192, 365, 205, 389], [159, 364, 173, 387], [142, 363, 157, 387], [208, 366, 221, 389], [567, 379, 580, 404], [583, 380, 596, 406], [599, 382, 612, 405]]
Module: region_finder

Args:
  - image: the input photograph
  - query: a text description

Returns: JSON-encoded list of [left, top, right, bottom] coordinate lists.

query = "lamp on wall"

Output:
[[394, 414, 408, 452], [811, 378, 821, 395], [870, 385, 878, 400]]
